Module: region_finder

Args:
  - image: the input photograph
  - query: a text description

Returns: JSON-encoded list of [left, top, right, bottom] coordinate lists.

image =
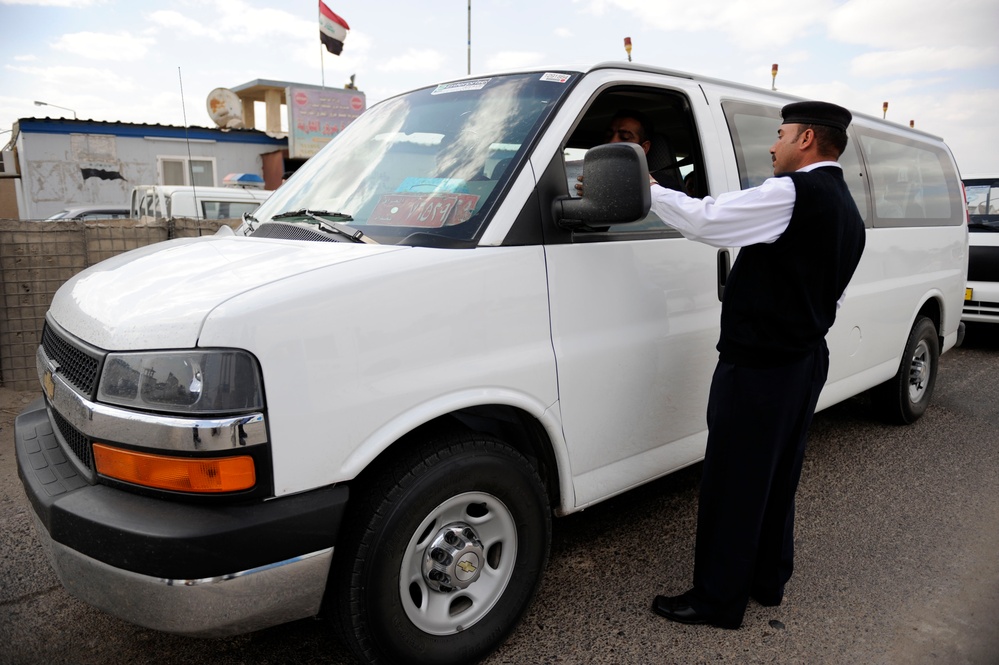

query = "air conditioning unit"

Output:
[[0, 150, 19, 176]]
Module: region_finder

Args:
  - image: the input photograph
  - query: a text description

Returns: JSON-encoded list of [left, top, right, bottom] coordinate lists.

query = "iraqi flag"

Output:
[[319, 1, 349, 55]]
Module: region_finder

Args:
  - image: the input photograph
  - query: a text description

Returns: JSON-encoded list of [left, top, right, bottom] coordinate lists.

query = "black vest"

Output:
[[718, 166, 866, 367]]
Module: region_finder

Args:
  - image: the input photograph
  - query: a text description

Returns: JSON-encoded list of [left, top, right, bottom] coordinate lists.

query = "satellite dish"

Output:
[[206, 88, 244, 129]]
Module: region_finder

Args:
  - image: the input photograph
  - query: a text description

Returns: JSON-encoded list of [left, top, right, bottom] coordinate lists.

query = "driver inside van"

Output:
[[574, 109, 652, 197]]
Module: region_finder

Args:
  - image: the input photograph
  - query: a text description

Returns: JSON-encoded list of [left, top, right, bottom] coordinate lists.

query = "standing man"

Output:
[[648, 101, 866, 629]]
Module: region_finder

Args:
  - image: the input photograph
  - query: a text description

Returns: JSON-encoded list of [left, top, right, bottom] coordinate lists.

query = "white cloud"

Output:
[[50, 32, 155, 61], [148, 10, 215, 39], [577, 0, 837, 48], [210, 0, 314, 43], [14, 54, 37, 61], [829, 0, 995, 51], [554, 28, 572, 38], [376, 49, 446, 73], [7, 64, 136, 94], [485, 51, 546, 71], [851, 46, 999, 78], [147, 1, 313, 44], [0, 0, 103, 5]]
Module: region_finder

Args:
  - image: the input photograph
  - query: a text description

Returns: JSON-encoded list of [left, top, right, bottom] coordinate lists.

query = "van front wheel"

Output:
[[332, 431, 551, 665], [871, 316, 939, 424]]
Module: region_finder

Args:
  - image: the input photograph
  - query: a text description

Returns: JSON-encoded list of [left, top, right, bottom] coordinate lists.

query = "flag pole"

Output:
[[467, 0, 471, 75]]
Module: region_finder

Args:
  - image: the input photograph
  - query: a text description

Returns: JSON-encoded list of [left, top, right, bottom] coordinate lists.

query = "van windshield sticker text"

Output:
[[540, 73, 571, 83], [431, 79, 491, 95]]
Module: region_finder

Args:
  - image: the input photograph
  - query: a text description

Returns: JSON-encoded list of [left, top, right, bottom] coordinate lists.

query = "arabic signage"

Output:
[[287, 86, 366, 159]]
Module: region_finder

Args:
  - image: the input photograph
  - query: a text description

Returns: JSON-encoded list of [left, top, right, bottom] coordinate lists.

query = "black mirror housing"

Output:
[[553, 142, 651, 229]]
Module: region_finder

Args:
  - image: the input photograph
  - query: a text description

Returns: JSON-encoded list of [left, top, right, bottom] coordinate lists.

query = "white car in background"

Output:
[[962, 174, 999, 323], [44, 205, 130, 221]]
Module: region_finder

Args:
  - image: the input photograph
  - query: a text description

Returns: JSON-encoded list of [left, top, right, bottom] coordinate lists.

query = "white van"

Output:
[[129, 184, 270, 221], [962, 174, 999, 323], [16, 63, 967, 665]]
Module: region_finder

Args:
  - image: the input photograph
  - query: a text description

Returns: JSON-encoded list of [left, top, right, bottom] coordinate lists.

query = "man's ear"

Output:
[[798, 128, 815, 150], [641, 139, 651, 154]]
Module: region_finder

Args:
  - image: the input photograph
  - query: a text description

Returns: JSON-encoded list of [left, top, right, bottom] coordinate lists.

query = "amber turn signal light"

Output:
[[93, 443, 255, 493]]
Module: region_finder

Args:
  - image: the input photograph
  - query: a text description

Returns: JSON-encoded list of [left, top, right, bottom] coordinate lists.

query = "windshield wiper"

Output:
[[273, 208, 353, 221], [271, 209, 376, 244]]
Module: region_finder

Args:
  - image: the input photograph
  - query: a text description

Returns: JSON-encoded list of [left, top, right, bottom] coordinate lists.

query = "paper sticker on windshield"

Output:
[[540, 73, 571, 83], [370, 193, 480, 227], [432, 79, 491, 95]]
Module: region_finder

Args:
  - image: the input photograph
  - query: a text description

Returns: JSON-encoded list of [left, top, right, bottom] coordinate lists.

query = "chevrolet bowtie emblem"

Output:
[[457, 560, 477, 574], [43, 370, 55, 401]]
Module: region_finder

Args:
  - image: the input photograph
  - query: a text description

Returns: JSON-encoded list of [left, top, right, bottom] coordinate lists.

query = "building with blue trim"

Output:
[[0, 117, 287, 220]]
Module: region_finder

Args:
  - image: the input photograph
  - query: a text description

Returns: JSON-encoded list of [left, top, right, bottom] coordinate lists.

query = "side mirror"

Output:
[[553, 142, 651, 230]]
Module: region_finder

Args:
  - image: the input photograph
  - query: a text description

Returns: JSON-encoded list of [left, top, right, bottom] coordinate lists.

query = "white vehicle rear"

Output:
[[130, 184, 270, 221], [962, 174, 999, 323]]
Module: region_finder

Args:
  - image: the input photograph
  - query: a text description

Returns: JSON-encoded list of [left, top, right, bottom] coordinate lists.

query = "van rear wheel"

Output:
[[871, 316, 939, 424], [331, 430, 551, 665]]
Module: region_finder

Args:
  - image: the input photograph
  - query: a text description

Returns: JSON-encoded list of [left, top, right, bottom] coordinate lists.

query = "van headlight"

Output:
[[97, 350, 263, 414]]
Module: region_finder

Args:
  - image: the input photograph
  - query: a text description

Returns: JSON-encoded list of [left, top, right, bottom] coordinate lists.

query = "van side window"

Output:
[[561, 86, 705, 240], [856, 129, 962, 228], [722, 101, 779, 190], [722, 100, 870, 224]]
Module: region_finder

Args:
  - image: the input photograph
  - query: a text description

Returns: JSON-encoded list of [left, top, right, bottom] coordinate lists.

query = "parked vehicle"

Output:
[[16, 63, 967, 665], [44, 205, 130, 221], [129, 184, 270, 221], [962, 174, 999, 323]]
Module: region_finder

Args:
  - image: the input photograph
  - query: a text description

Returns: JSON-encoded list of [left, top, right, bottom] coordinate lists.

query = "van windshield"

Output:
[[964, 178, 999, 230], [252, 72, 578, 246]]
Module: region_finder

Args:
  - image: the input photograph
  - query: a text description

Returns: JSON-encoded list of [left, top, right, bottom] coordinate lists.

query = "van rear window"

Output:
[[858, 129, 962, 227]]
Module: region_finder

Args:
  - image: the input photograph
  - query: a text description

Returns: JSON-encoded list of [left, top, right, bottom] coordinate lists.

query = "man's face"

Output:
[[770, 123, 807, 174], [606, 117, 650, 154]]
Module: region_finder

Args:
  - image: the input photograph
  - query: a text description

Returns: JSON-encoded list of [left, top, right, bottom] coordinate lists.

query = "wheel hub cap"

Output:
[[422, 523, 484, 592]]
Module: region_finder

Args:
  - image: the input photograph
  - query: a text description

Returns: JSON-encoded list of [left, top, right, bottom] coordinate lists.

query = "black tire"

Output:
[[331, 429, 551, 665], [871, 316, 940, 424]]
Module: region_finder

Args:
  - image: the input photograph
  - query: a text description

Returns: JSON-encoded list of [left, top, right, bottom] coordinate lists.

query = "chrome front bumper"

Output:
[[15, 397, 349, 637], [33, 510, 332, 637]]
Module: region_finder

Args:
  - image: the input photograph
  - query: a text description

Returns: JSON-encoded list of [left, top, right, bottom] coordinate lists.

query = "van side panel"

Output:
[[197, 245, 560, 497]]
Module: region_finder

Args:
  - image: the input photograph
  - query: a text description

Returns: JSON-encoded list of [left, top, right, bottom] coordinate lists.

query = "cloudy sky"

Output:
[[1, 0, 997, 173]]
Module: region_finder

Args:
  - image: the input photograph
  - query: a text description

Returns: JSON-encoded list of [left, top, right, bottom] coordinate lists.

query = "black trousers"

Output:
[[689, 344, 829, 626]]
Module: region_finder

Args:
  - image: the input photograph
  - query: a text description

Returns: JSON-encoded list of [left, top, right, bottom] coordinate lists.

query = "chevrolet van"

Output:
[[16, 62, 967, 665]]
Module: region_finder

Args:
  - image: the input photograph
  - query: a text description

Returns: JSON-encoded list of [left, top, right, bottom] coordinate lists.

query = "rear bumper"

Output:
[[15, 397, 349, 636], [963, 280, 999, 324]]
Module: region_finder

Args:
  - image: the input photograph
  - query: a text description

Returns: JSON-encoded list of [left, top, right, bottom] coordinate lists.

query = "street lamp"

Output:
[[33, 100, 77, 119]]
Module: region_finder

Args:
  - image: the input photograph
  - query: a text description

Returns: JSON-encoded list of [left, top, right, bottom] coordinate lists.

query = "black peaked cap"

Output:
[[780, 101, 852, 131]]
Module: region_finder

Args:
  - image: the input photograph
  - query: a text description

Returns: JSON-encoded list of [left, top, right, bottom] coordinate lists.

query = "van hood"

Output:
[[50, 236, 406, 350]]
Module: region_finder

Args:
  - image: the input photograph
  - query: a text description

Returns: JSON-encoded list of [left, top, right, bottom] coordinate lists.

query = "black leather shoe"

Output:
[[651, 594, 741, 629]]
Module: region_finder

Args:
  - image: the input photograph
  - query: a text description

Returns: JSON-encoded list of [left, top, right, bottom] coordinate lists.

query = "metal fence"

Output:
[[0, 218, 237, 390]]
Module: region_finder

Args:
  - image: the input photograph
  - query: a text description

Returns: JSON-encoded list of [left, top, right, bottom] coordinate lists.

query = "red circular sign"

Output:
[[351, 96, 363, 111], [294, 92, 309, 106]]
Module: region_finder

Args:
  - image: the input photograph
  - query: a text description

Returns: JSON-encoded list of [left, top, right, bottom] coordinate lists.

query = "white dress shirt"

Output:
[[649, 161, 843, 248], [649, 161, 848, 307]]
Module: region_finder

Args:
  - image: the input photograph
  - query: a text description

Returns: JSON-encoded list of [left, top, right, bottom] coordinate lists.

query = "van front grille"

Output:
[[41, 324, 104, 398], [52, 409, 95, 472]]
